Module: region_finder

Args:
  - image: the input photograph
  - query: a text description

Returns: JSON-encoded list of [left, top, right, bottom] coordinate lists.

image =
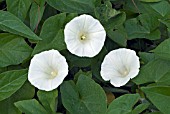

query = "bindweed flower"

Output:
[[100, 48, 140, 87], [64, 14, 106, 57], [28, 50, 68, 91]]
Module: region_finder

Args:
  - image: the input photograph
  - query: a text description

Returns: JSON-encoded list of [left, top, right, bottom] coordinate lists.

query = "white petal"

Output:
[[110, 76, 130, 87], [126, 51, 140, 70], [128, 69, 140, 79], [29, 55, 51, 72], [28, 71, 49, 81], [88, 31, 106, 42], [28, 50, 68, 91], [101, 61, 121, 81], [51, 71, 68, 89], [65, 39, 81, 52], [88, 32, 106, 55], [50, 50, 69, 72], [100, 48, 140, 87], [64, 17, 81, 34], [30, 78, 52, 91], [64, 14, 106, 57], [63, 30, 78, 41], [101, 49, 127, 79]]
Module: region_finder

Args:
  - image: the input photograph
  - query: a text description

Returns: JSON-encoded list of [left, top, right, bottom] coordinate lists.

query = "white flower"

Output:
[[64, 14, 106, 57], [28, 50, 68, 91], [100, 48, 140, 87]]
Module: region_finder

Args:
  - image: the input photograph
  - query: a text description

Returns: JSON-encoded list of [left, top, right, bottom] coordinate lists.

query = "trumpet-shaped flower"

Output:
[[100, 48, 140, 87], [28, 50, 68, 91], [64, 14, 106, 57]]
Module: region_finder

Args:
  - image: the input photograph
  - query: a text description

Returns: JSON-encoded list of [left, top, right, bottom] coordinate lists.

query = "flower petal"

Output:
[[128, 69, 140, 79], [110, 76, 130, 87], [64, 14, 106, 57], [100, 48, 140, 87], [83, 14, 105, 33], [28, 50, 68, 91], [30, 78, 52, 91], [51, 71, 68, 89]]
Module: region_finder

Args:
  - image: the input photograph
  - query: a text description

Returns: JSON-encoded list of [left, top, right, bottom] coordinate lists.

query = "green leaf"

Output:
[[0, 81, 35, 114], [91, 47, 108, 82], [124, 0, 162, 17], [153, 38, 170, 60], [61, 75, 107, 114], [138, 14, 160, 33], [125, 18, 149, 39], [0, 33, 32, 67], [37, 89, 58, 114], [107, 26, 127, 47], [125, 14, 160, 40], [74, 70, 92, 82], [0, 69, 27, 101], [139, 52, 157, 64], [33, 0, 43, 5], [15, 99, 48, 114], [133, 59, 170, 85], [107, 94, 140, 114], [159, 19, 170, 28], [123, 0, 146, 14], [46, 0, 96, 13], [0, 67, 7, 74], [6, 0, 32, 21], [168, 28, 170, 37], [32, 13, 66, 55], [148, 112, 163, 114], [131, 103, 149, 114], [150, 1, 170, 17], [142, 86, 170, 114], [65, 13, 78, 24], [140, 0, 161, 3], [104, 12, 126, 31], [156, 71, 170, 86], [95, 1, 121, 22], [0, 11, 41, 40], [29, 0, 45, 30], [145, 29, 161, 40], [63, 50, 92, 68]]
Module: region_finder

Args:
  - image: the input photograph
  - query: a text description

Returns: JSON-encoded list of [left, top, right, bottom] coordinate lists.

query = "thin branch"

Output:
[[132, 0, 141, 14]]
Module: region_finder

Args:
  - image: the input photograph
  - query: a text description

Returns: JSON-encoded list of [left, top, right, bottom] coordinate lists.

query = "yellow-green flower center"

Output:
[[118, 67, 129, 77], [121, 70, 129, 76], [80, 34, 86, 40], [50, 71, 58, 78]]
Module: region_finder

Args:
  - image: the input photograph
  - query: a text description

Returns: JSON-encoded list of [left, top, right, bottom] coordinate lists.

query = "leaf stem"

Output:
[[131, 0, 141, 14]]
